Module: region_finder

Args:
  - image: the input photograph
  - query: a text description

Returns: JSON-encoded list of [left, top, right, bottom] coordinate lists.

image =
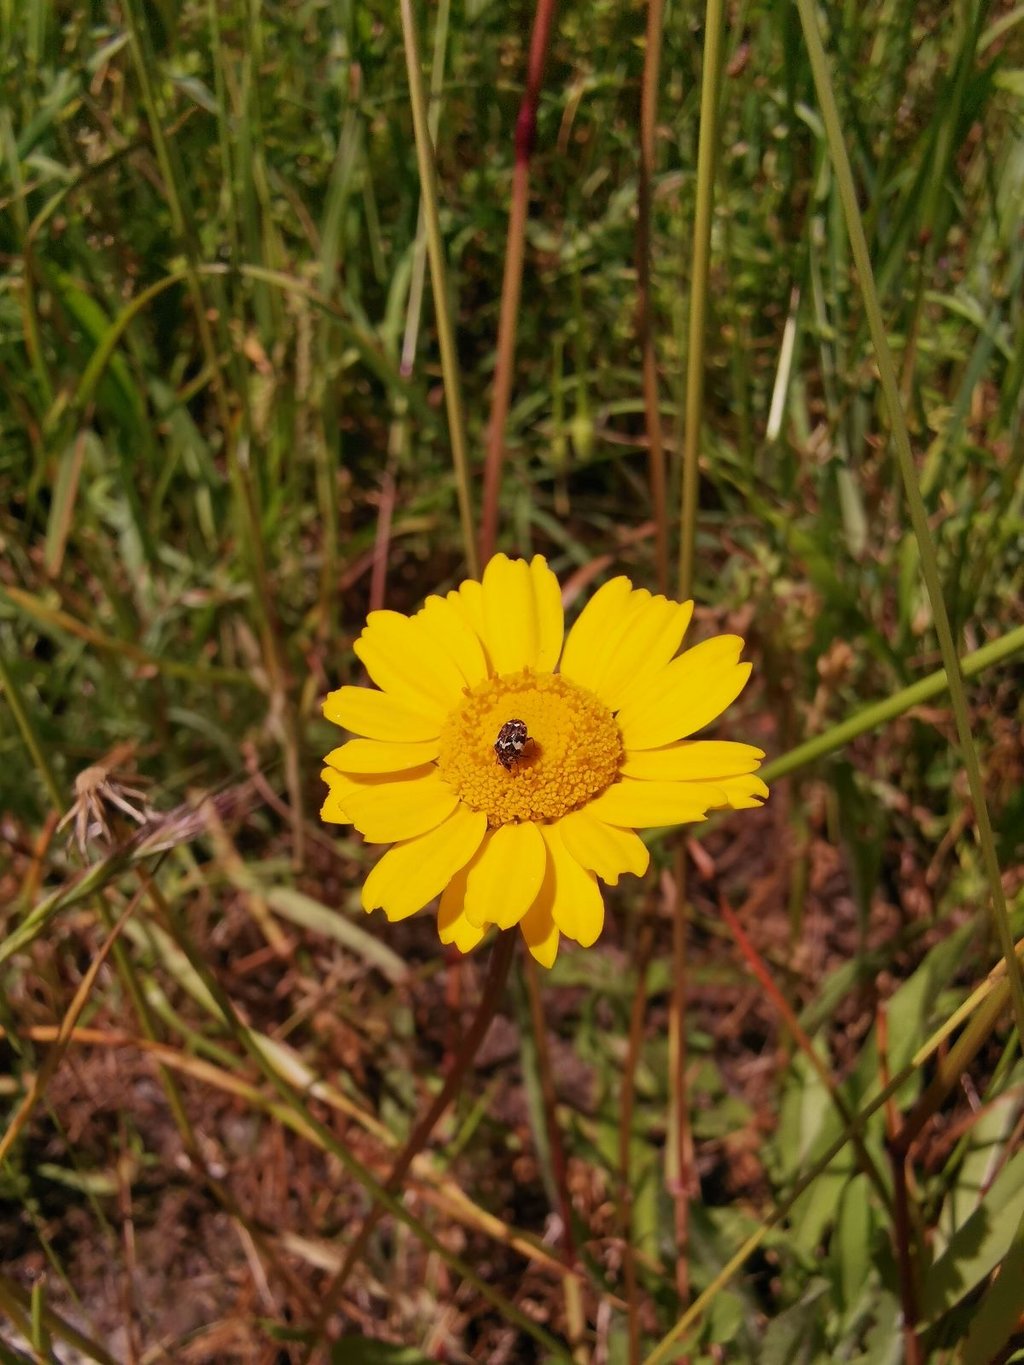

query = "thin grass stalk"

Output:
[[479, 0, 558, 564], [637, 0, 670, 595], [299, 931, 518, 1359], [667, 0, 726, 1310], [794, 0, 1024, 1046], [399, 0, 479, 577]]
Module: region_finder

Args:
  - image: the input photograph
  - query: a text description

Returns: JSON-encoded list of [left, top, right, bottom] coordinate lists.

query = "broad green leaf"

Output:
[[835, 1174, 873, 1310], [937, 1074, 1023, 1250], [921, 1146, 1024, 1320], [961, 1208, 1024, 1365]]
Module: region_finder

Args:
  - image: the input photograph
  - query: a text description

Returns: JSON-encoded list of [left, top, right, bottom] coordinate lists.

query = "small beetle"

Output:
[[494, 719, 530, 772]]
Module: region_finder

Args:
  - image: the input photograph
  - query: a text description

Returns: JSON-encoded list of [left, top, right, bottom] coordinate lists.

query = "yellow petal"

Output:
[[340, 767, 458, 843], [621, 740, 765, 781], [540, 824, 604, 947], [361, 805, 487, 922], [715, 774, 769, 809], [557, 808, 650, 885], [529, 555, 565, 672], [518, 898, 559, 968], [616, 636, 752, 749], [587, 778, 721, 828], [599, 596, 694, 711], [447, 579, 492, 673], [321, 766, 357, 824], [449, 579, 486, 639], [354, 610, 463, 717], [418, 594, 489, 687], [325, 738, 440, 773], [558, 576, 635, 692], [464, 821, 548, 930], [438, 862, 488, 953], [481, 554, 539, 674], [324, 686, 441, 743]]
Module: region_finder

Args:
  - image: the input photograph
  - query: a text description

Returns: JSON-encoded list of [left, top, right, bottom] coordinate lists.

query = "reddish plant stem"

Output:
[[478, 0, 558, 564], [302, 931, 517, 1356], [637, 0, 670, 594]]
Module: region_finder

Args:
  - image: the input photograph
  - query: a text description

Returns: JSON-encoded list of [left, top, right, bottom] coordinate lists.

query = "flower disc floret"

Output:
[[438, 670, 623, 826]]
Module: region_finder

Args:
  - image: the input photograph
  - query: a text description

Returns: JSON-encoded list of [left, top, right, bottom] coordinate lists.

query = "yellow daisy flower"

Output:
[[321, 554, 767, 967]]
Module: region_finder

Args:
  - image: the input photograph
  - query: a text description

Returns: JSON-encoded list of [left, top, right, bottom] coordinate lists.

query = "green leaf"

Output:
[[921, 1145, 1024, 1321], [760, 1278, 830, 1365], [961, 1208, 1024, 1365], [835, 1174, 873, 1310], [937, 1072, 1023, 1248], [848, 1292, 902, 1365]]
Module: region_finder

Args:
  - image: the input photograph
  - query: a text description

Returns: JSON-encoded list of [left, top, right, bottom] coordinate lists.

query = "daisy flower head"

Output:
[[322, 555, 767, 968]]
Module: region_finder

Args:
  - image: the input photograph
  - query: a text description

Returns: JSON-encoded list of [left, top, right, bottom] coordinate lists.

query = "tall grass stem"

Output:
[[399, 0, 479, 577]]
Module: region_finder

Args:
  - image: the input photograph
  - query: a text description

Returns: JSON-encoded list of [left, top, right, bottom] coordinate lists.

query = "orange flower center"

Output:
[[438, 670, 622, 826]]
